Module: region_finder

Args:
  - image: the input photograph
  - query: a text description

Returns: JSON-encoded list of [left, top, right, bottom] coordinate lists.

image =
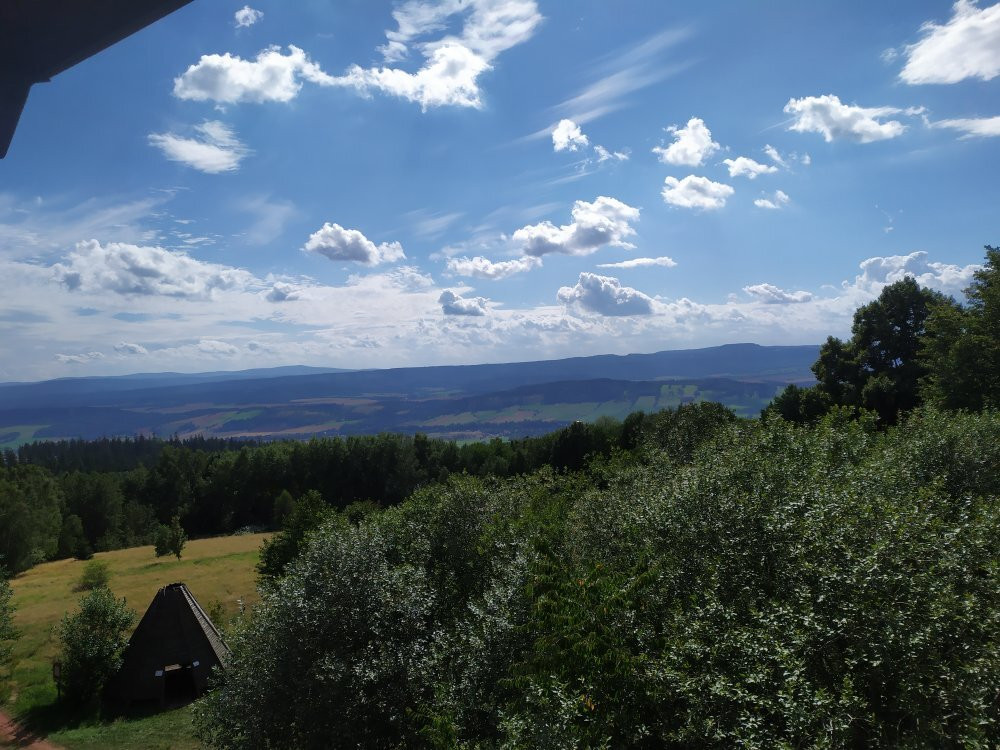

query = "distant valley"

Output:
[[0, 343, 818, 447]]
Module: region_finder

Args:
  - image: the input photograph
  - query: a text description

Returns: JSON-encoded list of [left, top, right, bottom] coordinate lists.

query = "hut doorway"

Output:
[[163, 663, 197, 704]]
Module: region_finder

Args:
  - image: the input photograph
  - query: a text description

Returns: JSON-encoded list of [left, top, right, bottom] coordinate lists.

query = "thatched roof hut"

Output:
[[106, 582, 229, 707]]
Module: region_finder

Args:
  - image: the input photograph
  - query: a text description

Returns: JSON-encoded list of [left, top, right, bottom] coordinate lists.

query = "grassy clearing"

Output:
[[5, 533, 267, 750]]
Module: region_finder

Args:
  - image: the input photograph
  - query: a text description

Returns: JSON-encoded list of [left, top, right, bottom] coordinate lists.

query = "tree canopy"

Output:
[[921, 245, 1000, 410], [766, 245, 1000, 425]]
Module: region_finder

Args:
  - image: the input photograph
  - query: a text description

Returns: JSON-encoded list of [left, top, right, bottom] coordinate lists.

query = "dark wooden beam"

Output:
[[0, 0, 195, 158]]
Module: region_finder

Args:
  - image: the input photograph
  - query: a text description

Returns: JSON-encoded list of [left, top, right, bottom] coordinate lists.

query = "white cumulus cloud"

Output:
[[234, 5, 263, 28], [597, 256, 677, 269], [784, 94, 913, 143], [266, 282, 302, 302], [176, 2, 541, 112], [743, 283, 812, 304], [930, 115, 1000, 137], [661, 175, 734, 210], [849, 251, 980, 297], [336, 43, 490, 109], [513, 197, 639, 258], [53, 240, 256, 299], [557, 272, 655, 316], [723, 156, 778, 179], [754, 190, 791, 210], [901, 0, 1000, 84], [303, 223, 406, 266], [439, 289, 488, 316], [148, 121, 250, 173], [652, 117, 720, 166], [552, 119, 589, 151], [173, 45, 335, 104], [445, 255, 541, 280]]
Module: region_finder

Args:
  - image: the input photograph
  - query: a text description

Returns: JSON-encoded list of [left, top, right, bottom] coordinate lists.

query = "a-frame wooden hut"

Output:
[[106, 582, 229, 707]]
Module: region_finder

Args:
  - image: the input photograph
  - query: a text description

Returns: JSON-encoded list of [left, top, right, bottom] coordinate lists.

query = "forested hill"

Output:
[[0, 344, 816, 447]]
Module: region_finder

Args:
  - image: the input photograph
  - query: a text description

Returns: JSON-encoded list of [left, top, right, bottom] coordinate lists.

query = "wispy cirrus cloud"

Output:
[[0, 194, 165, 257], [148, 121, 251, 173], [899, 0, 1000, 84], [929, 115, 1000, 137], [597, 256, 676, 269], [556, 27, 693, 125]]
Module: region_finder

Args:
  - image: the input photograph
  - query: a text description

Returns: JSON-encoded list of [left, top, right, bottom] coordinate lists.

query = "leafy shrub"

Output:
[[75, 559, 110, 591], [58, 586, 135, 706]]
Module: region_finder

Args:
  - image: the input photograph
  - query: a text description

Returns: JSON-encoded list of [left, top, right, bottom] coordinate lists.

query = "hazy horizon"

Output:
[[1, 341, 820, 386]]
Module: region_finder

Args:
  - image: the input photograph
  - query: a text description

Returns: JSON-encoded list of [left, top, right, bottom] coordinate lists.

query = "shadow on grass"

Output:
[[20, 697, 194, 737], [19, 700, 96, 736]]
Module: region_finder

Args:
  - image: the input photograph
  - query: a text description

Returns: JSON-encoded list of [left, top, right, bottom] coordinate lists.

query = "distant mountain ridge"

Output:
[[0, 343, 817, 411], [0, 343, 819, 447]]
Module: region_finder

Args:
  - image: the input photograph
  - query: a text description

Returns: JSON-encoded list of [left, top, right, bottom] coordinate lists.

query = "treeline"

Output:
[[8, 435, 260, 474], [766, 245, 1000, 424], [0, 408, 680, 574]]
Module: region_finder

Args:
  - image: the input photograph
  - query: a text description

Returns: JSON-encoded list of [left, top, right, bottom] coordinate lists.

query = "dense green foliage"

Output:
[[57, 587, 135, 707], [0, 571, 17, 701], [0, 465, 62, 573], [921, 245, 1000, 410], [193, 407, 1000, 747]]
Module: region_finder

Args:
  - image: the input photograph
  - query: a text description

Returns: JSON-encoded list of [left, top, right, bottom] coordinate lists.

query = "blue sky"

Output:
[[1, 0, 998, 381]]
